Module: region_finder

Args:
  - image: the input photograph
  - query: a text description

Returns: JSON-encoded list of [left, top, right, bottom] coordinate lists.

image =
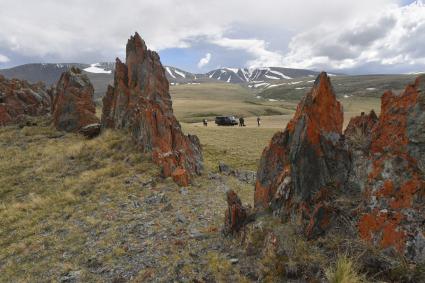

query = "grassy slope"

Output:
[[0, 118, 257, 282], [260, 74, 417, 101], [170, 83, 291, 123]]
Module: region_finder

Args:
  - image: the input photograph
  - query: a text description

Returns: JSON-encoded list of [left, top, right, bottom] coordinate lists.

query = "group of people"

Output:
[[202, 116, 261, 127], [238, 116, 261, 127]]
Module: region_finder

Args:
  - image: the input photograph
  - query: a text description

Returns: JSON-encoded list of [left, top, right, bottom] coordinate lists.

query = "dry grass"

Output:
[[170, 83, 293, 123], [183, 123, 279, 171], [326, 255, 365, 283]]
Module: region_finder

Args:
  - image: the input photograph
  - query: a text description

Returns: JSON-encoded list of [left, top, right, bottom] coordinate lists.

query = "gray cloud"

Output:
[[340, 16, 397, 47]]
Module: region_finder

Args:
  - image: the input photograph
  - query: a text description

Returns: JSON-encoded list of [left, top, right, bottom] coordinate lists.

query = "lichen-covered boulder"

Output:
[[254, 72, 350, 238], [52, 67, 99, 132], [101, 33, 203, 185], [358, 75, 425, 261], [345, 110, 379, 191], [0, 75, 50, 125]]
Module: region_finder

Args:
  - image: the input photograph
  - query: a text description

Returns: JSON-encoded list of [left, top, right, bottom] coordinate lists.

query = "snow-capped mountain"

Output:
[[163, 66, 197, 81], [206, 67, 319, 84], [0, 63, 323, 95]]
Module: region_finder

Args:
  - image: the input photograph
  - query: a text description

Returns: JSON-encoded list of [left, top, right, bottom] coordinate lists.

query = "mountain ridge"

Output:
[[0, 62, 322, 86]]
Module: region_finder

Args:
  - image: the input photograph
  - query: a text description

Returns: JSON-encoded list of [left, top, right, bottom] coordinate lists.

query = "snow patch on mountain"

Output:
[[84, 63, 112, 74]]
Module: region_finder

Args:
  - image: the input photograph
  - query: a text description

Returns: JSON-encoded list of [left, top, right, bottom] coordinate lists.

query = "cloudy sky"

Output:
[[0, 0, 424, 74]]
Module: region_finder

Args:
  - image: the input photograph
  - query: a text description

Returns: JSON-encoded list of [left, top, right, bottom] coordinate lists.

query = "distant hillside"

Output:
[[3, 63, 415, 103], [259, 74, 418, 101], [0, 63, 88, 85]]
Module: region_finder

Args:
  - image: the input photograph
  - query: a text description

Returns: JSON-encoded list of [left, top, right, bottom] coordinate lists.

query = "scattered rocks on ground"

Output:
[[218, 162, 256, 184]]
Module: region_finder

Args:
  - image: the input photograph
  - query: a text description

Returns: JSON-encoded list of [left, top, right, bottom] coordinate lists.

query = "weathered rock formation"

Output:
[[255, 73, 425, 261], [224, 190, 247, 235], [0, 74, 50, 125], [345, 111, 379, 191], [255, 72, 350, 238], [52, 67, 99, 132], [355, 76, 425, 261], [101, 33, 203, 186]]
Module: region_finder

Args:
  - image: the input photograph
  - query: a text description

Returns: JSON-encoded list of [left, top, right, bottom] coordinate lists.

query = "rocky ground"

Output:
[[0, 117, 252, 282], [1, 117, 423, 282]]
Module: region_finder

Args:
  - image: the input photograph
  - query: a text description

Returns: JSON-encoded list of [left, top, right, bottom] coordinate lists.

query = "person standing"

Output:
[[257, 116, 261, 127], [239, 117, 245, 127]]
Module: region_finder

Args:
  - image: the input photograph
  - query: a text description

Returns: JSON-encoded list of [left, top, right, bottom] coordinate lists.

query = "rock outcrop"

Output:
[[224, 190, 247, 235], [254, 72, 350, 238], [101, 33, 203, 186], [356, 76, 425, 261], [52, 67, 99, 132], [255, 73, 425, 261], [0, 75, 50, 125], [345, 111, 379, 191]]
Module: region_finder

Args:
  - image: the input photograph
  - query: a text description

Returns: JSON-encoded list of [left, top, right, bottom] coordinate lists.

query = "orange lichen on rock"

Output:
[[358, 211, 406, 252], [101, 33, 203, 185], [255, 73, 425, 260], [254, 72, 350, 238], [371, 87, 418, 154], [52, 67, 100, 132], [357, 75, 425, 260], [171, 167, 190, 187], [0, 75, 51, 125]]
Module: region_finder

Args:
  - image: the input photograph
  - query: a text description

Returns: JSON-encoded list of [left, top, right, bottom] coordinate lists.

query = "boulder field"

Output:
[[254, 72, 425, 262], [101, 33, 203, 186]]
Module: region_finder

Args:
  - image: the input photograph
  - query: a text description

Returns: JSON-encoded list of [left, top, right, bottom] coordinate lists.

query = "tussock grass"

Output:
[[326, 255, 365, 283]]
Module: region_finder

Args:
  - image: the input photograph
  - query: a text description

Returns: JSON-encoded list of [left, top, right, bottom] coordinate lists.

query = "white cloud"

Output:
[[197, 52, 211, 68], [0, 54, 9, 63], [209, 36, 283, 68], [281, 1, 425, 71], [0, 0, 423, 73]]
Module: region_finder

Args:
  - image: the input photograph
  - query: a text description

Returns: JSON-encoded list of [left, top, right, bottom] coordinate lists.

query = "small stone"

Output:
[[59, 270, 81, 283], [218, 162, 231, 175], [176, 212, 187, 223], [190, 228, 206, 239], [79, 123, 101, 138], [229, 258, 239, 264]]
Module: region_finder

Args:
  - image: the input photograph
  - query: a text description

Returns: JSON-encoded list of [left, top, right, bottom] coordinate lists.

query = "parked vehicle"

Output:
[[215, 116, 238, 126]]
